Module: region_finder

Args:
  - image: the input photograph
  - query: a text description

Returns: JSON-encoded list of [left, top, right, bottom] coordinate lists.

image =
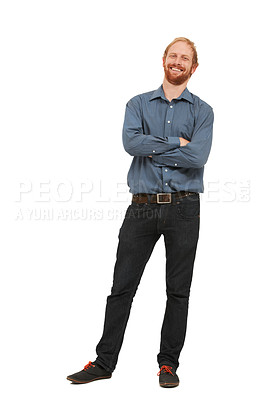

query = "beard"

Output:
[[163, 63, 193, 85]]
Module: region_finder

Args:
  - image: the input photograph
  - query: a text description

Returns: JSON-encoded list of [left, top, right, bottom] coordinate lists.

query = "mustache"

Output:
[[168, 64, 185, 71]]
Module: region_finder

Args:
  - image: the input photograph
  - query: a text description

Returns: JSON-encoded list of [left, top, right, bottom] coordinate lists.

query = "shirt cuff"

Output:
[[167, 136, 180, 147]]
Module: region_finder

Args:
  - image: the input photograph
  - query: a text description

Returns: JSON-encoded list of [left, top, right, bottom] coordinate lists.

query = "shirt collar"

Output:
[[149, 84, 194, 104]]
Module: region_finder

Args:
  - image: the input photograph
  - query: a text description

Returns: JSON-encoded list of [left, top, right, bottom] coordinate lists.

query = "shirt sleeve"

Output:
[[151, 105, 214, 169], [122, 97, 180, 157]]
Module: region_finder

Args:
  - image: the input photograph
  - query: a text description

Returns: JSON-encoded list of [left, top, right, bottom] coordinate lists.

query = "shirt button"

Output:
[[165, 169, 168, 172], [165, 183, 168, 186], [167, 120, 171, 124], [152, 150, 156, 153], [170, 105, 173, 108], [174, 163, 177, 166]]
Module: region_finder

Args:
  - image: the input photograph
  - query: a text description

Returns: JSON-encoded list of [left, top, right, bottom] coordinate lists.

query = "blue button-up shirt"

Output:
[[122, 84, 214, 194]]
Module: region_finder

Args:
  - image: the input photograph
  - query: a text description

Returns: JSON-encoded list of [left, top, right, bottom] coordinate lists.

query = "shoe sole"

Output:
[[67, 375, 112, 384], [160, 382, 179, 388]]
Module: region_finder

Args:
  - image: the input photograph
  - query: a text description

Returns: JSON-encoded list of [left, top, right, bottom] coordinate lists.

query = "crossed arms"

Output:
[[122, 97, 214, 169]]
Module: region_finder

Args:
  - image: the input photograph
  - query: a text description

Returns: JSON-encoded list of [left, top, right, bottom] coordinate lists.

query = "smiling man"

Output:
[[67, 37, 214, 389], [164, 41, 197, 86]]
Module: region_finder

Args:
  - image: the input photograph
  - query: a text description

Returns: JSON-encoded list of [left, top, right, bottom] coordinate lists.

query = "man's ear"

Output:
[[191, 64, 198, 75], [162, 57, 166, 67]]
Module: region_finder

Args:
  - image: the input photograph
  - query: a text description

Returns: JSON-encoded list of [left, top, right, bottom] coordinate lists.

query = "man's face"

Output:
[[163, 41, 197, 85]]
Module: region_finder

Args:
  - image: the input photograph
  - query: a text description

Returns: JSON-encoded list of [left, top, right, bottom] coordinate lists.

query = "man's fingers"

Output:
[[179, 137, 190, 146]]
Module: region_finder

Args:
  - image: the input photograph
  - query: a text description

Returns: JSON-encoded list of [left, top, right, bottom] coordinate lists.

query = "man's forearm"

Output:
[[123, 134, 181, 157], [148, 137, 189, 158], [151, 135, 212, 169]]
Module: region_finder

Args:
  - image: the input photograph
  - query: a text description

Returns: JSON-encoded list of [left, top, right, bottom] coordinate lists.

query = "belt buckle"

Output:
[[156, 193, 172, 204]]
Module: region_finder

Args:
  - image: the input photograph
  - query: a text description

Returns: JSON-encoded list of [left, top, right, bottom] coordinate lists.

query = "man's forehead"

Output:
[[168, 42, 193, 57]]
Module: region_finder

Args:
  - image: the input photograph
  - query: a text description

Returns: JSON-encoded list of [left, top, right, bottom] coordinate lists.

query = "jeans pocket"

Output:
[[179, 198, 200, 219]]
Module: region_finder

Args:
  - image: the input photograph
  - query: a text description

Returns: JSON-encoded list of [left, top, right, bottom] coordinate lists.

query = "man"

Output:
[[67, 37, 214, 388]]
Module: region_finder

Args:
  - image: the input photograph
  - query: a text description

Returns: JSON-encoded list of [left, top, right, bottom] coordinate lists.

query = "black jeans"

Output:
[[95, 193, 200, 373]]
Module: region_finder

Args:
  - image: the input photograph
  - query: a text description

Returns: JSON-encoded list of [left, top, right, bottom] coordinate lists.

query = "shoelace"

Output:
[[157, 365, 174, 376], [83, 361, 95, 370]]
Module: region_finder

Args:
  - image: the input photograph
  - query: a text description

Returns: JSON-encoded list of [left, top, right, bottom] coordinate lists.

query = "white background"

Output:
[[1, 0, 265, 399]]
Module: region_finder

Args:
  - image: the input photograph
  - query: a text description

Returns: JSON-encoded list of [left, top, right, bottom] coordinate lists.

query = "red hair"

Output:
[[163, 37, 199, 66]]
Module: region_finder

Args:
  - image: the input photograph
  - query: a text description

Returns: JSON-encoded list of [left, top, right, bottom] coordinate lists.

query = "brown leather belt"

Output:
[[132, 191, 198, 204]]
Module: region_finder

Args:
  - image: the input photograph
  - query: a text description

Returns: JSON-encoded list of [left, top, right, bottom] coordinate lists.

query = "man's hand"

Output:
[[179, 137, 190, 146]]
